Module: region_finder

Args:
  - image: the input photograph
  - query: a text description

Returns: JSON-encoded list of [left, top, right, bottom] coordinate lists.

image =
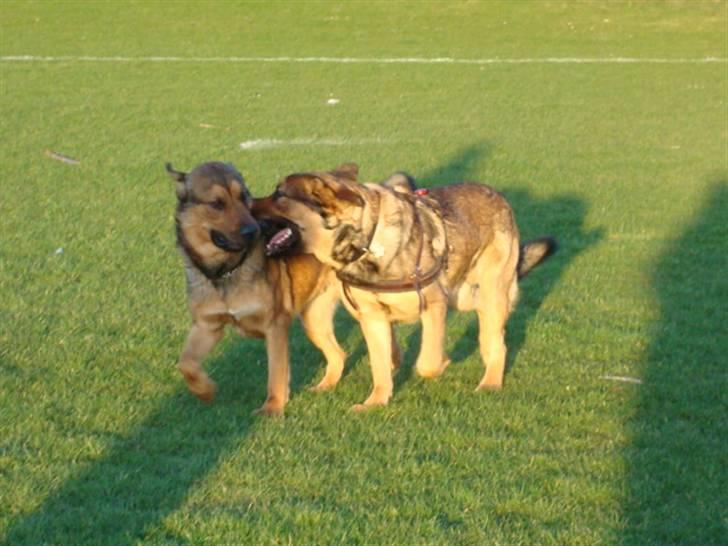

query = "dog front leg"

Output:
[[301, 284, 347, 392], [178, 321, 223, 402], [257, 319, 291, 416], [353, 316, 394, 411]]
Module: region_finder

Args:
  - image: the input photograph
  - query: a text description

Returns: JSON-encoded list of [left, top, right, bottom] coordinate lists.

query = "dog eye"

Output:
[[209, 199, 225, 210], [271, 187, 283, 201]]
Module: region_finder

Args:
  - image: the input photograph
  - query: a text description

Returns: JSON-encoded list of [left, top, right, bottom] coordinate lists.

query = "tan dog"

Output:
[[167, 161, 345, 416], [256, 164, 556, 410]]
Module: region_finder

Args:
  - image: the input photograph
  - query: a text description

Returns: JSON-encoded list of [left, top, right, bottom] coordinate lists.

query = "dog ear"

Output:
[[284, 173, 364, 216], [309, 176, 364, 210], [166, 163, 188, 200], [381, 172, 417, 194], [330, 162, 359, 181], [332, 185, 364, 207]]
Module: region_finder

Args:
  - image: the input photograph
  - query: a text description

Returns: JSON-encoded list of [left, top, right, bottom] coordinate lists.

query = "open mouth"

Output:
[[260, 217, 301, 257]]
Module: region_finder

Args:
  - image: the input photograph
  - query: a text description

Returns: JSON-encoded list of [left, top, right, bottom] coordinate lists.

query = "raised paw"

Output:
[[185, 373, 217, 403]]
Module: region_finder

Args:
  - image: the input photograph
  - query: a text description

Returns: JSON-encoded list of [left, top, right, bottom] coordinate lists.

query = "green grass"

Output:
[[1, 1, 726, 544]]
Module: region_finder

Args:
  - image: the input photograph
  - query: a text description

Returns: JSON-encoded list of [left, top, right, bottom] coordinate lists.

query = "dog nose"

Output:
[[240, 223, 259, 239]]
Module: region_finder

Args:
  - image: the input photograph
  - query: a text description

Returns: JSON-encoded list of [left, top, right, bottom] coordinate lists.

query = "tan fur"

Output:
[[256, 167, 556, 409], [169, 162, 345, 416]]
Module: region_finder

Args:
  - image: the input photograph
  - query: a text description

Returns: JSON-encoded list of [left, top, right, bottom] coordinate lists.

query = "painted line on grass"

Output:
[[600, 375, 643, 385], [240, 138, 390, 150], [1, 55, 726, 65]]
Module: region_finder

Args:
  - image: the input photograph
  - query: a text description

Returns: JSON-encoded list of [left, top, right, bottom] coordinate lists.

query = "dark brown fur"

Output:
[[167, 162, 345, 416], [255, 166, 556, 409]]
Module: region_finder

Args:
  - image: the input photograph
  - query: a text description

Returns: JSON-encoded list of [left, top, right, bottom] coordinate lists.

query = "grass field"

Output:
[[1, 1, 726, 544]]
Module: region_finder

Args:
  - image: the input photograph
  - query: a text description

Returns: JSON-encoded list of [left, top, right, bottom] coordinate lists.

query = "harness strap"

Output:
[[337, 196, 446, 314], [341, 281, 360, 312], [412, 205, 426, 314]]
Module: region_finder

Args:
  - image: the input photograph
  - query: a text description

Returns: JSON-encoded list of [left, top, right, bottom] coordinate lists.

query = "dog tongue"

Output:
[[265, 227, 293, 255]]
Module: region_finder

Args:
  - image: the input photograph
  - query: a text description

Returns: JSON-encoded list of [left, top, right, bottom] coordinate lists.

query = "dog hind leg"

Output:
[[391, 324, 403, 370], [475, 233, 519, 391]]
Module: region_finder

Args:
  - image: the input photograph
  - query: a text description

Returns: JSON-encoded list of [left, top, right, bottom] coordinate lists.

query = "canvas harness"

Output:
[[336, 188, 448, 314]]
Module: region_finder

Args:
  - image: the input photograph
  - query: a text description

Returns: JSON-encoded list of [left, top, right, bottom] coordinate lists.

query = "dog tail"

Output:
[[518, 236, 557, 279]]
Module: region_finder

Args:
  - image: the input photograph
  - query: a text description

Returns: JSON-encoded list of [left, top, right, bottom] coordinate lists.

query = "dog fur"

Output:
[[167, 161, 345, 416], [255, 165, 556, 409]]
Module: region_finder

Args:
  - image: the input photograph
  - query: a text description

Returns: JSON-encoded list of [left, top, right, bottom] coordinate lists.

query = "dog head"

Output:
[[253, 163, 369, 265], [167, 161, 260, 279]]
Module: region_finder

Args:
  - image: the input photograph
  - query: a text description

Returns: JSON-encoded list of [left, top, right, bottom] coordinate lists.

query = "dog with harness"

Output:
[[256, 163, 557, 410]]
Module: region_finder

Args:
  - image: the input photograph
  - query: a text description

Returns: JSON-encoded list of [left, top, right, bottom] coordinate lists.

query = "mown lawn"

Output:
[[1, 2, 725, 544]]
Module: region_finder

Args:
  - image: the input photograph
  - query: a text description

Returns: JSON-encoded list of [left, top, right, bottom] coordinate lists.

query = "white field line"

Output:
[[240, 138, 389, 150], [1, 55, 726, 65], [600, 375, 643, 385]]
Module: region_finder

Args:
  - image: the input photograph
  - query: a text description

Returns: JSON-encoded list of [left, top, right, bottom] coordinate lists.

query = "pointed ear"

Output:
[[330, 162, 359, 181], [381, 172, 416, 194], [166, 163, 187, 200], [332, 184, 364, 207], [309, 177, 364, 210]]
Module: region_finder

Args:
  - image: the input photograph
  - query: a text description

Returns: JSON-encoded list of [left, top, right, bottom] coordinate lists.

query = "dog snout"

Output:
[[210, 229, 236, 251], [240, 223, 259, 239]]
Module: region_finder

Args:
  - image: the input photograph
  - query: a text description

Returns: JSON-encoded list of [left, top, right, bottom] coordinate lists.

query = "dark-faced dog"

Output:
[[256, 164, 556, 410], [167, 161, 345, 416]]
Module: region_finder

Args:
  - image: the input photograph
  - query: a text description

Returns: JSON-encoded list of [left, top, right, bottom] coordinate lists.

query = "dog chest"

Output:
[[228, 301, 264, 320], [226, 301, 268, 338]]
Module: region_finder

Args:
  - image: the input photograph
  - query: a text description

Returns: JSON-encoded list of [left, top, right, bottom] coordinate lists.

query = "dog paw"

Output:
[[351, 389, 391, 411], [309, 378, 338, 392], [416, 357, 451, 379], [351, 402, 386, 413], [475, 380, 503, 392], [186, 375, 217, 403], [253, 401, 285, 417]]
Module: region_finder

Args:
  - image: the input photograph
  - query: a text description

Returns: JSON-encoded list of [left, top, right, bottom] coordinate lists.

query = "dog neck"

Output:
[[181, 240, 265, 294]]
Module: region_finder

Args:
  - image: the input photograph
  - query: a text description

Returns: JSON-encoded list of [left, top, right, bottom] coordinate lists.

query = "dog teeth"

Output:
[[265, 228, 293, 255], [274, 228, 292, 243]]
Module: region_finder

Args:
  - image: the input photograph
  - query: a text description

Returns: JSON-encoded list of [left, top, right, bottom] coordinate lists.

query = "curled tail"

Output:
[[518, 236, 558, 279]]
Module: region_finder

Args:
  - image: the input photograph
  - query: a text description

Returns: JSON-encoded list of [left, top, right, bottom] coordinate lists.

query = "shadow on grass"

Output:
[[419, 143, 491, 185], [498, 189, 604, 374], [415, 144, 604, 381], [5, 319, 355, 545], [622, 180, 727, 545], [5, 148, 498, 544], [4, 146, 604, 543], [6, 347, 254, 544]]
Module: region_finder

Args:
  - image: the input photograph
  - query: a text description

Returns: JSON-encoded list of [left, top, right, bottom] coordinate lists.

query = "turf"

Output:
[[1, 1, 726, 545]]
